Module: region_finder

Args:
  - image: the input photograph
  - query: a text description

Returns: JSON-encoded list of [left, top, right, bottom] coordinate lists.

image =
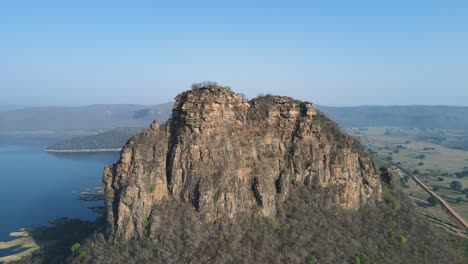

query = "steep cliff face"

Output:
[[103, 86, 382, 241]]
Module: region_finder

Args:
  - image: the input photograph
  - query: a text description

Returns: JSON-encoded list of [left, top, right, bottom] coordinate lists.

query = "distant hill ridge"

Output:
[[0, 103, 172, 132], [2, 103, 468, 132], [318, 105, 468, 129], [47, 127, 145, 151]]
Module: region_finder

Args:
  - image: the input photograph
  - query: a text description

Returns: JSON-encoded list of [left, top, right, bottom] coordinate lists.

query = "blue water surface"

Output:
[[0, 146, 119, 256]]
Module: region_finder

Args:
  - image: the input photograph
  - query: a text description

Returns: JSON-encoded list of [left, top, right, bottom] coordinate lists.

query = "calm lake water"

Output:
[[0, 146, 119, 257]]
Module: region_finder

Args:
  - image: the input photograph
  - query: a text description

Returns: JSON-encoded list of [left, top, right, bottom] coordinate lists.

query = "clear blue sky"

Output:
[[1, 0, 467, 106]]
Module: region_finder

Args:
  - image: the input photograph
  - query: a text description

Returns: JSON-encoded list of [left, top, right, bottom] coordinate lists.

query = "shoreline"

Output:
[[45, 148, 122, 153]]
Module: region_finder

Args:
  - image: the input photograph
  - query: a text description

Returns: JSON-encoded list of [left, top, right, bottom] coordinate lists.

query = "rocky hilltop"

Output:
[[103, 85, 382, 241]]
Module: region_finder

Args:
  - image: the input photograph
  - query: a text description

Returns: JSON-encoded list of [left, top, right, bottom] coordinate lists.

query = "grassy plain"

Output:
[[347, 127, 468, 222]]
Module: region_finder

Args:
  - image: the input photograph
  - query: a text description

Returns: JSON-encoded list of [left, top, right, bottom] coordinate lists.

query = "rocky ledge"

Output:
[[103, 85, 382, 241]]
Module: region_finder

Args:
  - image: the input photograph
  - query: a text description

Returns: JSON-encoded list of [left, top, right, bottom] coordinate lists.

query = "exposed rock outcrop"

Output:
[[103, 86, 382, 241], [380, 167, 400, 188]]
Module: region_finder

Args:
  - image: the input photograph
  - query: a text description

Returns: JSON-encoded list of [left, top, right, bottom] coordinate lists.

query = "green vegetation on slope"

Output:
[[47, 127, 144, 150], [66, 185, 466, 263]]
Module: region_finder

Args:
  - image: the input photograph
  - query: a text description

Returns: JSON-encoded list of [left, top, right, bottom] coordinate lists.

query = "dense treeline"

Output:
[[62, 185, 466, 263], [47, 127, 144, 150], [455, 169, 468, 178], [12, 179, 468, 264]]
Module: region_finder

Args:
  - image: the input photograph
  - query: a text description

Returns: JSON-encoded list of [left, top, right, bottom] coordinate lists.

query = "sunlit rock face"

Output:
[[103, 86, 382, 241]]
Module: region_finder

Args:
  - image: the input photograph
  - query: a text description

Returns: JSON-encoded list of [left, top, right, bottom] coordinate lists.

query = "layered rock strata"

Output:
[[104, 86, 382, 241]]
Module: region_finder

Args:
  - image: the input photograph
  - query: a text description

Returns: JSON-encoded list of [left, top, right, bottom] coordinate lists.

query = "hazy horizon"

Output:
[[1, 1, 468, 107], [3, 101, 468, 112]]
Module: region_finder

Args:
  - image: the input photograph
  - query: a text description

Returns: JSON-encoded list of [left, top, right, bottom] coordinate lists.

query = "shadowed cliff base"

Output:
[[69, 184, 467, 263], [1, 188, 107, 263], [10, 184, 468, 263], [4, 218, 101, 264]]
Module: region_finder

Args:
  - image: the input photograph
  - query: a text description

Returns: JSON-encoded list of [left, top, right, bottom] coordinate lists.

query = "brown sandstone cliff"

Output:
[[103, 86, 382, 241]]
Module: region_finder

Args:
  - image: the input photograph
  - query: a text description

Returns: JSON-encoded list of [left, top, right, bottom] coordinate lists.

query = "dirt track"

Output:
[[377, 156, 468, 230], [411, 173, 468, 229]]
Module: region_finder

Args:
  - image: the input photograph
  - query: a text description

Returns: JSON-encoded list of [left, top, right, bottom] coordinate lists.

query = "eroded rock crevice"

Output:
[[104, 86, 382, 241]]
